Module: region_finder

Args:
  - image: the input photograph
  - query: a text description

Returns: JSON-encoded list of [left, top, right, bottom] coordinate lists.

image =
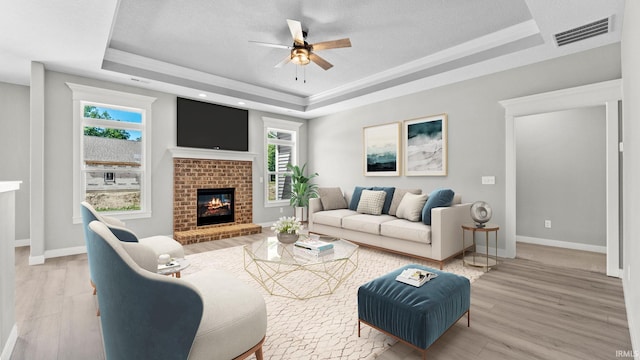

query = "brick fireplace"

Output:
[[173, 154, 261, 245]]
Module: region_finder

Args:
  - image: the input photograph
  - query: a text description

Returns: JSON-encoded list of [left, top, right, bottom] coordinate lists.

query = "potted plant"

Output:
[[286, 163, 319, 221], [271, 216, 302, 243]]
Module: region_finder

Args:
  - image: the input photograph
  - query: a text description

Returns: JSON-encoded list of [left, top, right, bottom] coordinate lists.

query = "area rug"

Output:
[[182, 246, 484, 360]]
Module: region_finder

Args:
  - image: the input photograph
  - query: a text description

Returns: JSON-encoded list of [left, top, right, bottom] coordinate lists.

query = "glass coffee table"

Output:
[[243, 236, 358, 299]]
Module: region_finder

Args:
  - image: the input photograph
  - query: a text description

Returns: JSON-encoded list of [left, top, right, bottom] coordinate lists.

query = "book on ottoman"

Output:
[[395, 268, 438, 287]]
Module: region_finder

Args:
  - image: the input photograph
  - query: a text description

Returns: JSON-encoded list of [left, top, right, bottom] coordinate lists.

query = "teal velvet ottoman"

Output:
[[358, 264, 470, 359]]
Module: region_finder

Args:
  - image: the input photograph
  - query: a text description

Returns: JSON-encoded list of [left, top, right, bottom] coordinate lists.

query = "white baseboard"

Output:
[[622, 277, 640, 359], [28, 255, 45, 265], [1, 324, 18, 360], [14, 238, 30, 247], [28, 246, 87, 265], [44, 245, 87, 259], [517, 236, 606, 254], [257, 221, 274, 228]]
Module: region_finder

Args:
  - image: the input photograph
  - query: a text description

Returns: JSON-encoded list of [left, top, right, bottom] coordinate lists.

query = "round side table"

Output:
[[461, 223, 499, 271]]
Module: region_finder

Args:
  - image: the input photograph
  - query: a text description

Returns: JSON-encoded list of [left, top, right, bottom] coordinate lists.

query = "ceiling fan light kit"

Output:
[[250, 19, 352, 78], [291, 48, 311, 65]]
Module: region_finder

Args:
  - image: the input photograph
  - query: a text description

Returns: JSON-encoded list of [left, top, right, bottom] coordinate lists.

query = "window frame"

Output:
[[263, 117, 302, 208], [67, 83, 157, 224]]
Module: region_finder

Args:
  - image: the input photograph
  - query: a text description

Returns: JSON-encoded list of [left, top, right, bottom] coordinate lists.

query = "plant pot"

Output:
[[295, 206, 307, 222], [276, 232, 299, 244]]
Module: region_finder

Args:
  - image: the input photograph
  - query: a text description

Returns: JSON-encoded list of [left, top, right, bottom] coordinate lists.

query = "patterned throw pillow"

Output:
[[395, 192, 429, 222], [349, 186, 373, 210], [356, 190, 387, 215]]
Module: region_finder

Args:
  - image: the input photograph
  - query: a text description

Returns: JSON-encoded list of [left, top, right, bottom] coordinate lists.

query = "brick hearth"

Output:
[[173, 157, 261, 245]]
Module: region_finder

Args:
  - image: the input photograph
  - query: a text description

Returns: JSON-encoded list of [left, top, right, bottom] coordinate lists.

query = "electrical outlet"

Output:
[[544, 220, 551, 228], [481, 176, 495, 185]]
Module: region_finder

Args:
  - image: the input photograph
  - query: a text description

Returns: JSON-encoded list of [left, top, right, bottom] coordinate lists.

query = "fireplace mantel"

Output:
[[169, 147, 257, 162]]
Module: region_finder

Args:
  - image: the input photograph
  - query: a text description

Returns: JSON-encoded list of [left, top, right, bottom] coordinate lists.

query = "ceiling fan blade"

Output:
[[274, 54, 292, 68], [309, 53, 333, 70], [286, 19, 305, 45], [249, 40, 292, 50], [311, 38, 352, 51]]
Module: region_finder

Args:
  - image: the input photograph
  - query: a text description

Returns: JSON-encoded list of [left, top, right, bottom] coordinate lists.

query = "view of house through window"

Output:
[[266, 128, 295, 203], [82, 105, 144, 212]]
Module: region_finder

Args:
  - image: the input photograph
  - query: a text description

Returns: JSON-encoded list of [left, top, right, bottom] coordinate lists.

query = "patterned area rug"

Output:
[[182, 245, 484, 360]]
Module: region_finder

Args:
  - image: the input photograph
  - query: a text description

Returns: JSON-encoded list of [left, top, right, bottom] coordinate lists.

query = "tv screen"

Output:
[[177, 97, 249, 151]]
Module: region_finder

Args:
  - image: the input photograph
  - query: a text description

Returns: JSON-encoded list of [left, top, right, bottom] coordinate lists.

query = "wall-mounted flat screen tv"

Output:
[[177, 97, 249, 152]]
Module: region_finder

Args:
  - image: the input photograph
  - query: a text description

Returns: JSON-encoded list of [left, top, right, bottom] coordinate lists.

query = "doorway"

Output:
[[500, 79, 622, 277]]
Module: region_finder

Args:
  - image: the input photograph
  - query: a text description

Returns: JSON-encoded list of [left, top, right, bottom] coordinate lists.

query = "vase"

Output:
[[277, 232, 299, 244]]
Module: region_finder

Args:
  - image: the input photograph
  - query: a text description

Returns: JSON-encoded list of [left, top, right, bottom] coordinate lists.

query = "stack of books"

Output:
[[293, 237, 334, 258], [395, 268, 438, 287]]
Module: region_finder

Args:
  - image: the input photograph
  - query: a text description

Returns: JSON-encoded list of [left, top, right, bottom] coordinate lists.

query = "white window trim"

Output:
[[67, 83, 157, 224], [263, 117, 302, 208]]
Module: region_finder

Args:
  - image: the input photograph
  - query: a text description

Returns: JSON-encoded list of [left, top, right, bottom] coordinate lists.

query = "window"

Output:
[[263, 117, 302, 206], [68, 83, 156, 223]]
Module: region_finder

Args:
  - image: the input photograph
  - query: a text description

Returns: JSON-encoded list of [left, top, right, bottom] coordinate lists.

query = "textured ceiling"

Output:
[[0, 0, 625, 118], [108, 0, 532, 97]]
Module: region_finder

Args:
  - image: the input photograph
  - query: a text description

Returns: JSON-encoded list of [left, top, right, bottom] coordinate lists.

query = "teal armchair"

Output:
[[87, 221, 267, 359]]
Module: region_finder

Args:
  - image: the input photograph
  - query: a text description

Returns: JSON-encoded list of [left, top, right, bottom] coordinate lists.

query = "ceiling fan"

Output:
[[250, 19, 352, 70]]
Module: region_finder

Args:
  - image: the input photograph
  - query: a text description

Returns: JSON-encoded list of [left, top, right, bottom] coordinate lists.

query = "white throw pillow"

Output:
[[356, 190, 387, 215], [388, 188, 422, 216], [395, 192, 429, 222]]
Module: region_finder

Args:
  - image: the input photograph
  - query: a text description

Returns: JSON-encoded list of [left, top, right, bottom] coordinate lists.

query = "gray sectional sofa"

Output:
[[308, 187, 472, 269]]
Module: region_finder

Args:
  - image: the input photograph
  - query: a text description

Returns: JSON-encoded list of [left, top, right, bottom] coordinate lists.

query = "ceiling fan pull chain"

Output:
[[295, 65, 298, 81], [304, 66, 306, 84]]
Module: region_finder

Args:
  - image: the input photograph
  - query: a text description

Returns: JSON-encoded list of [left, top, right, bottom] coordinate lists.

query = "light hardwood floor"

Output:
[[11, 235, 631, 360]]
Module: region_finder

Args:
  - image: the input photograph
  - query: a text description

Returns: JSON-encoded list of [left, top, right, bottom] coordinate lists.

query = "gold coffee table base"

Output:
[[243, 237, 358, 300]]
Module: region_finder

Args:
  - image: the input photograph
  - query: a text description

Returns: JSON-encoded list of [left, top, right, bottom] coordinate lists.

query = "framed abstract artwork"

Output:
[[403, 114, 448, 176], [363, 122, 401, 176]]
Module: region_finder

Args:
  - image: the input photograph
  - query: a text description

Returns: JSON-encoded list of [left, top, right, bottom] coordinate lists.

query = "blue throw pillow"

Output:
[[373, 187, 395, 214], [349, 186, 373, 210], [422, 188, 455, 225]]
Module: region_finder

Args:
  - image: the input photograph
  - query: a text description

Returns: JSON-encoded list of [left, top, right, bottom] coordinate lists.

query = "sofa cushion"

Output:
[[185, 269, 267, 360], [120, 241, 158, 273], [388, 188, 422, 216], [318, 187, 348, 210], [395, 193, 429, 222], [342, 214, 397, 235], [356, 190, 387, 215], [422, 188, 455, 225], [372, 186, 395, 214], [313, 209, 358, 227], [349, 186, 373, 210], [139, 235, 185, 259], [380, 219, 432, 244]]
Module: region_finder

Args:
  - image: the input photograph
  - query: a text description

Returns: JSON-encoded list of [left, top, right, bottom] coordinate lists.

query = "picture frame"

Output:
[[363, 122, 401, 176], [403, 114, 448, 176]]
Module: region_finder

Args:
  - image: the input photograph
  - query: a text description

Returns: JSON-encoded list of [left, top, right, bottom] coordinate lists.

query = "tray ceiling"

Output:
[[0, 0, 625, 118]]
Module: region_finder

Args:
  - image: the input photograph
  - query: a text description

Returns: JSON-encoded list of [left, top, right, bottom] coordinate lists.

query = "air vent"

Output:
[[554, 17, 610, 47]]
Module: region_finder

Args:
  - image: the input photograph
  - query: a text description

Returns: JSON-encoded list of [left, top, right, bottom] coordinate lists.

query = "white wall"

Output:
[[0, 183, 20, 359], [621, 0, 640, 355], [308, 43, 621, 253], [515, 106, 606, 248], [0, 83, 30, 243]]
